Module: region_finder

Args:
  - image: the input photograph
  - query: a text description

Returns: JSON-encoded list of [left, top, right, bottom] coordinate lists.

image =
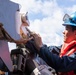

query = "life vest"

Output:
[[59, 41, 76, 75]]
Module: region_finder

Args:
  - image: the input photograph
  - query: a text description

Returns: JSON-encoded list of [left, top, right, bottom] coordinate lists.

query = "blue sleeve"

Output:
[[39, 45, 76, 72]]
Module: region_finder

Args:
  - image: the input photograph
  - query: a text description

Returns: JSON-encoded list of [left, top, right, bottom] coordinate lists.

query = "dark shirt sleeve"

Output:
[[39, 45, 76, 72]]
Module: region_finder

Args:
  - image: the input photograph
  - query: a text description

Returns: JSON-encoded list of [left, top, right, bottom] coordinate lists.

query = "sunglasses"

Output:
[[63, 14, 76, 24]]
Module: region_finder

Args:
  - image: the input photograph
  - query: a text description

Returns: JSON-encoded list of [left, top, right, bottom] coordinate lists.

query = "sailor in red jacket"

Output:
[[31, 12, 76, 75]]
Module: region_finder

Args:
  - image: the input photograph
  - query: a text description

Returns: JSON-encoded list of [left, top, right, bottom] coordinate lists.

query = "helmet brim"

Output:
[[62, 23, 76, 26]]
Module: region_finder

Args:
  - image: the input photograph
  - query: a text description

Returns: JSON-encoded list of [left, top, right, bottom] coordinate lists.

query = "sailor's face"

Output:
[[63, 25, 76, 43]]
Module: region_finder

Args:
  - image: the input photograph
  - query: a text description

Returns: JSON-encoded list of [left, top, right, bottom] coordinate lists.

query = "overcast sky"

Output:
[[9, 0, 76, 51]]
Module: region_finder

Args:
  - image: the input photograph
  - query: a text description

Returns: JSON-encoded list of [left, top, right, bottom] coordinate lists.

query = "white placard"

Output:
[[0, 0, 20, 40], [0, 0, 20, 71], [0, 40, 12, 71]]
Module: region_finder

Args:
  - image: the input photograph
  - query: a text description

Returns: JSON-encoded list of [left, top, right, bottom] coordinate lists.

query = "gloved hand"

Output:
[[25, 39, 38, 54]]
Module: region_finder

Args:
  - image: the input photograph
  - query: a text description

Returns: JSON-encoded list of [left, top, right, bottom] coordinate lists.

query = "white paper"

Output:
[[15, 11, 22, 34]]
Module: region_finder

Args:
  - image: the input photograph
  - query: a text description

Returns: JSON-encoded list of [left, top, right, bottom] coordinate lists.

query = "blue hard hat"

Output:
[[63, 12, 76, 26]]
